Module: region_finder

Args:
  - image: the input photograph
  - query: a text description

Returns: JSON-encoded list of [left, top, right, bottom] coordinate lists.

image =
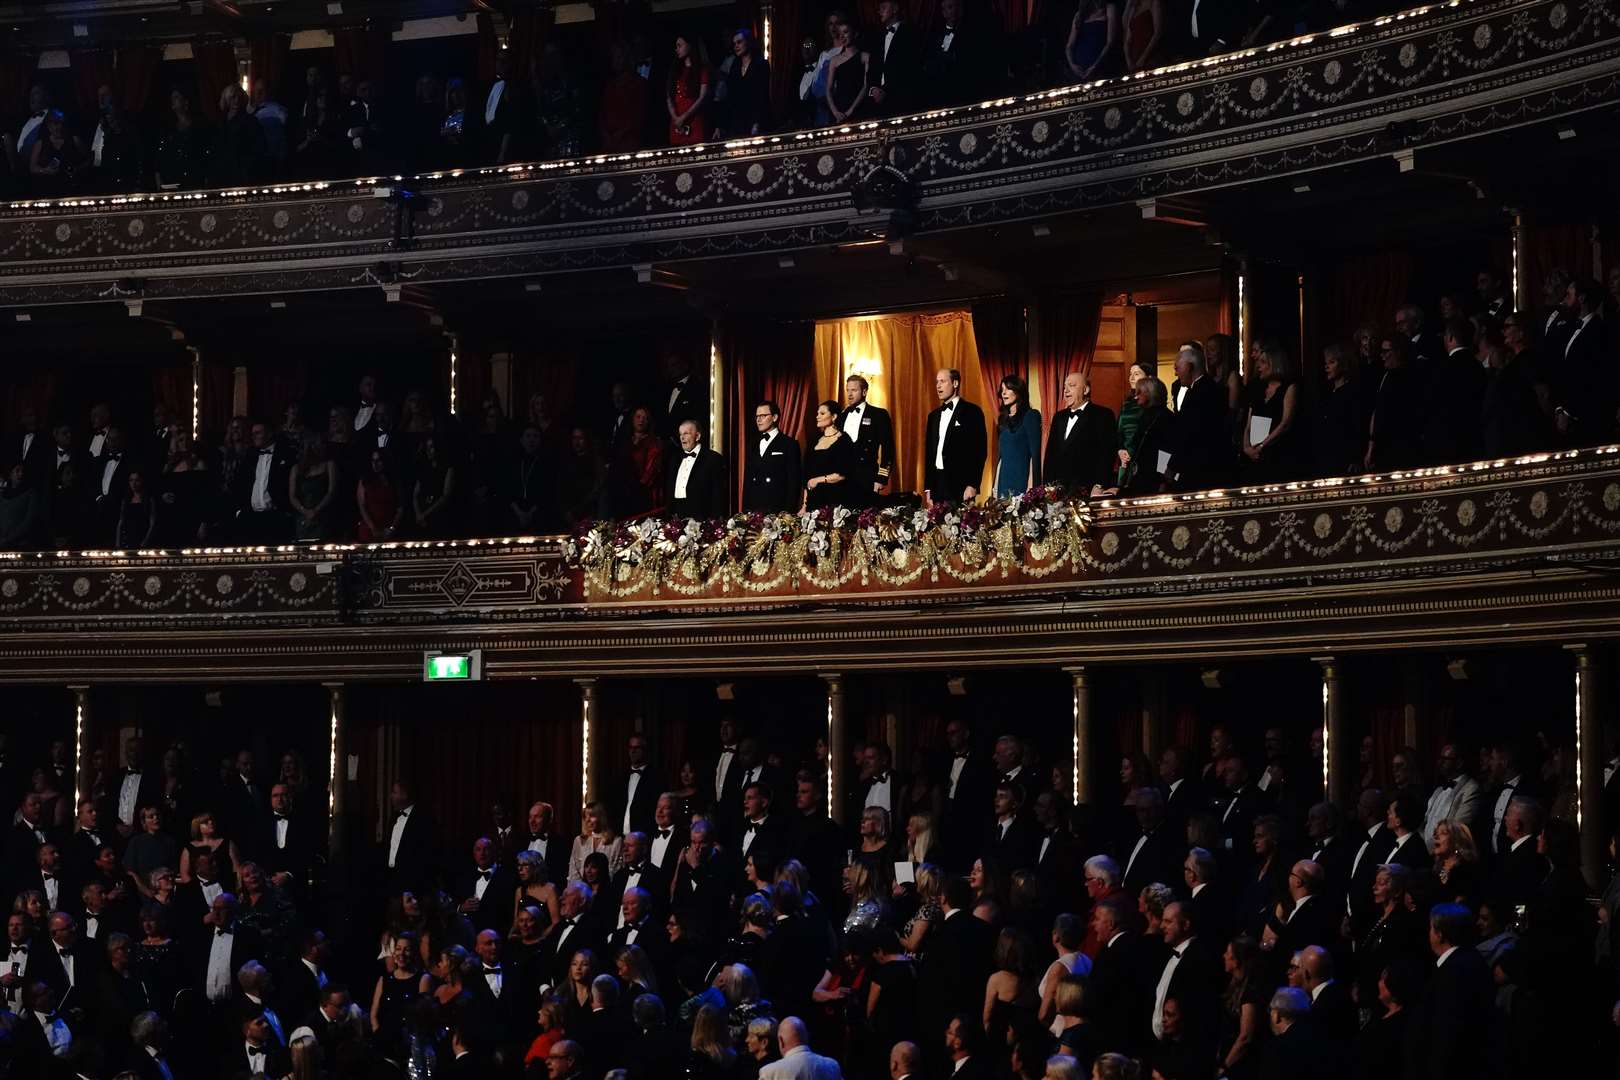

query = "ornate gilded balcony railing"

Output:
[[0, 0, 1615, 304]]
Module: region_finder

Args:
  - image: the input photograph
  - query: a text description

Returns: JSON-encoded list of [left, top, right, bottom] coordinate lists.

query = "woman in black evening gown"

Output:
[[803, 399, 856, 511], [825, 17, 870, 124]]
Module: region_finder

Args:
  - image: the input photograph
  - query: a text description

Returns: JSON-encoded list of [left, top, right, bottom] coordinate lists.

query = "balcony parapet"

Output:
[[2, 446, 1617, 636], [0, 0, 1614, 304]]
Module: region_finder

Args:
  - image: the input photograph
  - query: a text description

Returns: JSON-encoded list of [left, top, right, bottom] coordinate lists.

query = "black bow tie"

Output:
[[105, 452, 122, 461], [9, 945, 25, 954], [684, 450, 698, 459], [248, 1047, 265, 1058], [630, 765, 645, 773], [759, 432, 772, 443], [627, 864, 645, 874], [746, 819, 764, 830], [871, 773, 889, 784], [198, 879, 216, 888], [941, 400, 954, 412], [560, 918, 575, 928], [257, 447, 273, 456], [273, 813, 288, 821], [483, 965, 501, 973], [1436, 780, 1456, 791], [954, 752, 969, 760], [721, 746, 737, 754], [886, 25, 897, 33], [56, 950, 68, 959], [477, 870, 492, 880], [216, 928, 229, 937], [395, 810, 409, 820], [657, 829, 672, 839]]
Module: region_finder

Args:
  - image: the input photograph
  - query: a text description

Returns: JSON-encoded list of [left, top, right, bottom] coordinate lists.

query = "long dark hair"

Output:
[[997, 374, 1030, 431], [668, 33, 710, 99]]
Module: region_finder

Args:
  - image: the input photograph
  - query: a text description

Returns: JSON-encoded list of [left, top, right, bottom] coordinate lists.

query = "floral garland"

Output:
[[563, 486, 1093, 598]]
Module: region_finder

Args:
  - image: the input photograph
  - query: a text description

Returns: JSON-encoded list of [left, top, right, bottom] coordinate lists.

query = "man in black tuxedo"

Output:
[[297, 984, 356, 1071], [1297, 945, 1356, 1047], [839, 375, 897, 506], [923, 368, 987, 506], [1183, 847, 1228, 949], [607, 833, 668, 918], [668, 818, 730, 936], [7, 792, 53, 896], [226, 750, 272, 859], [721, 737, 784, 841], [665, 420, 727, 520], [737, 782, 790, 882], [614, 734, 659, 839], [477, 50, 527, 164], [232, 420, 294, 544], [659, 351, 708, 441], [91, 424, 133, 532], [1403, 903, 1492, 1080], [263, 783, 314, 893], [30, 843, 71, 923], [1258, 987, 1313, 1080], [942, 1014, 991, 1079], [868, 0, 926, 115], [942, 718, 994, 871], [1168, 341, 1231, 492], [647, 794, 688, 876], [1031, 790, 1078, 909], [11, 407, 51, 489], [539, 883, 600, 989], [1303, 801, 1356, 903], [79, 881, 129, 944], [1555, 277, 1615, 444], [1043, 370, 1118, 497], [1120, 786, 1181, 895], [1212, 755, 1262, 867], [66, 799, 106, 886], [984, 781, 1039, 872], [129, 1011, 182, 1080], [1265, 861, 1340, 959], [925, 0, 990, 106], [710, 717, 743, 819], [1345, 787, 1394, 937], [605, 886, 668, 962], [112, 736, 161, 841], [455, 836, 517, 936], [857, 741, 902, 820], [1395, 303, 1443, 367], [1087, 898, 1143, 1054], [284, 929, 332, 1020], [466, 929, 521, 1048], [1497, 797, 1547, 907], [1150, 902, 1223, 1060], [521, 800, 569, 886], [383, 780, 436, 895], [235, 1003, 293, 1079], [1159, 744, 1201, 832], [34, 911, 94, 1017], [742, 400, 802, 513], [603, 381, 635, 457], [788, 776, 843, 904], [1422, 317, 1488, 465], [920, 879, 995, 1061]]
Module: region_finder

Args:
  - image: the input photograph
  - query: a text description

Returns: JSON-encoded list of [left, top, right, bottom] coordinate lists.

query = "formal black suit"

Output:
[[668, 849, 730, 934], [231, 445, 296, 541], [788, 811, 843, 903], [1163, 777, 1202, 832], [1496, 836, 1546, 907], [984, 815, 1040, 872], [742, 430, 803, 514], [1345, 825, 1395, 937], [230, 1040, 292, 1080], [455, 862, 517, 936], [1120, 824, 1182, 896], [664, 447, 727, 520], [283, 959, 328, 1021], [1168, 376, 1230, 492], [1421, 348, 1488, 465], [226, 773, 272, 858], [1258, 1022, 1314, 1080], [13, 428, 51, 489], [869, 21, 927, 115], [1032, 826, 1080, 910], [943, 752, 995, 871], [919, 909, 995, 1037], [1089, 929, 1145, 1054], [520, 830, 570, 887], [1272, 894, 1341, 956], [645, 823, 689, 879], [384, 805, 437, 893], [1306, 832, 1357, 905], [1403, 946, 1492, 1080], [538, 915, 600, 987], [1308, 978, 1357, 1047], [95, 966, 153, 1069], [4, 818, 53, 896], [659, 375, 709, 440], [604, 914, 668, 963], [923, 397, 987, 503], [475, 75, 528, 164], [33, 938, 98, 1015], [925, 21, 991, 107], [613, 766, 660, 840], [607, 861, 670, 919], [1186, 882, 1229, 949], [736, 813, 792, 874], [1212, 786, 1263, 864], [1043, 403, 1118, 495], [1156, 937, 1223, 1052], [263, 812, 317, 890], [838, 401, 896, 503]]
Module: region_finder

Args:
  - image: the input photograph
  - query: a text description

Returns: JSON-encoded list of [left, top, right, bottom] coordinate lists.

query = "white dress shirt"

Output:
[[83, 915, 99, 940], [741, 816, 768, 855], [674, 452, 698, 499], [250, 450, 275, 511], [41, 875, 58, 911], [864, 773, 893, 813], [1435, 945, 1458, 968], [1490, 775, 1521, 851], [484, 79, 505, 125], [934, 397, 959, 470], [622, 768, 644, 835], [1064, 401, 1086, 440], [100, 456, 119, 497], [88, 430, 106, 459], [473, 866, 495, 900], [1151, 939, 1192, 1038], [199, 878, 224, 906], [388, 806, 412, 869], [4, 945, 28, 1005], [1123, 832, 1149, 882], [483, 965, 502, 997], [714, 747, 737, 802], [353, 402, 375, 431], [843, 403, 864, 442], [650, 828, 674, 868], [527, 835, 550, 858], [117, 772, 143, 827], [759, 429, 779, 456], [667, 376, 690, 416], [206, 931, 236, 1001], [948, 753, 968, 799], [1565, 312, 1597, 357]]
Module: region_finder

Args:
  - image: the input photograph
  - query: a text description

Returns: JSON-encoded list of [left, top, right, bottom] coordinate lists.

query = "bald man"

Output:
[[1043, 370, 1118, 497], [760, 1016, 842, 1079]]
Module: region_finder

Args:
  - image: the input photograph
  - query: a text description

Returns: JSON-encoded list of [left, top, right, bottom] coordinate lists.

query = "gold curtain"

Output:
[[814, 311, 993, 498]]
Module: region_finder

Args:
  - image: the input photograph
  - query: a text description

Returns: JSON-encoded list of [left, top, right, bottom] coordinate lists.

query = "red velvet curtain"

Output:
[[1315, 250, 1414, 343], [247, 360, 309, 425], [201, 360, 235, 442], [249, 34, 293, 101], [334, 27, 389, 87], [720, 318, 817, 511], [117, 46, 164, 119], [457, 346, 493, 420], [767, 0, 802, 116], [1030, 290, 1103, 450], [971, 297, 1028, 399], [193, 43, 241, 122], [0, 55, 35, 133], [504, 8, 555, 87], [1524, 220, 1592, 312], [150, 365, 193, 434], [69, 50, 115, 121], [511, 342, 581, 428]]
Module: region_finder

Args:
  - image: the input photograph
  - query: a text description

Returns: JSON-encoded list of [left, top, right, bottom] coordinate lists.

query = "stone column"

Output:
[[823, 674, 846, 826], [1567, 645, 1605, 889], [707, 333, 725, 457], [1064, 666, 1094, 806], [323, 682, 347, 863], [1315, 656, 1346, 808], [68, 685, 90, 811], [576, 679, 601, 807]]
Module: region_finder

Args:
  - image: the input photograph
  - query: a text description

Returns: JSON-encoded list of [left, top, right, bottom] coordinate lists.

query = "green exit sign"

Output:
[[423, 650, 482, 682]]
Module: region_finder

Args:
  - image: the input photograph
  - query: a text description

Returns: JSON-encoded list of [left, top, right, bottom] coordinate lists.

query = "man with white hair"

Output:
[[1260, 986, 1313, 1075], [759, 1016, 842, 1079], [664, 419, 727, 519], [1167, 340, 1230, 492]]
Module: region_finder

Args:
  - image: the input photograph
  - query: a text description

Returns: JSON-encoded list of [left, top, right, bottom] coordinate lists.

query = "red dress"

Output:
[[668, 67, 711, 145]]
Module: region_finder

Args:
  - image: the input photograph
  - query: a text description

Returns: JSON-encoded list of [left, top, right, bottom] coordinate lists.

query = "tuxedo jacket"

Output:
[[613, 767, 661, 840], [736, 813, 793, 872], [983, 815, 1040, 873], [1088, 930, 1146, 1054], [868, 22, 927, 114], [1159, 937, 1224, 1049], [521, 831, 571, 887], [1306, 832, 1358, 903], [283, 960, 328, 1020], [32, 937, 99, 1015], [918, 909, 995, 1023], [263, 812, 317, 887], [604, 916, 668, 961], [1168, 376, 1230, 492], [1421, 348, 1487, 465], [538, 916, 600, 987], [1033, 827, 1080, 910], [660, 377, 709, 440], [4, 819, 54, 891], [1403, 945, 1492, 1080], [664, 447, 728, 520], [474, 76, 529, 162], [14, 429, 51, 489], [669, 851, 732, 934], [1272, 895, 1342, 957], [1043, 403, 1119, 495], [925, 23, 991, 106], [942, 752, 995, 868], [230, 447, 296, 516], [788, 813, 843, 903], [1345, 826, 1396, 935], [91, 452, 133, 510], [923, 398, 987, 502], [742, 432, 803, 514], [646, 824, 690, 876], [384, 808, 437, 893], [455, 863, 519, 935], [228, 1040, 292, 1080], [1119, 824, 1182, 896], [1212, 786, 1263, 859], [607, 862, 671, 917], [1495, 838, 1546, 907], [185, 924, 264, 993], [838, 401, 896, 497]]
